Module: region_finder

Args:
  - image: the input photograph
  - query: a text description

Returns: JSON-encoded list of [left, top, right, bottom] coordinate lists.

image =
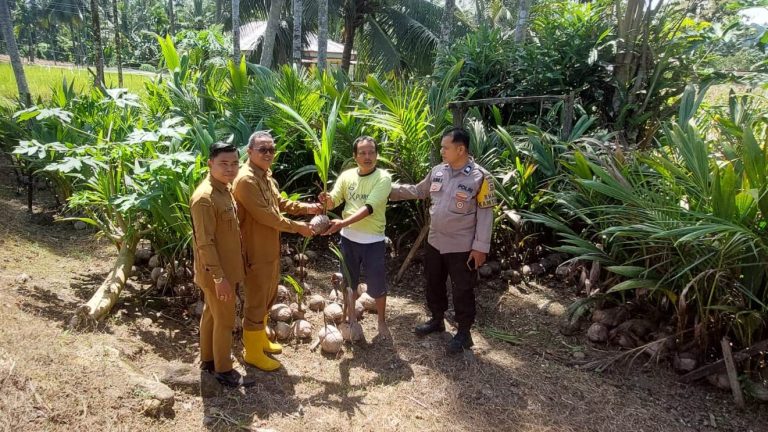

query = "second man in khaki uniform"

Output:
[[233, 131, 320, 371]]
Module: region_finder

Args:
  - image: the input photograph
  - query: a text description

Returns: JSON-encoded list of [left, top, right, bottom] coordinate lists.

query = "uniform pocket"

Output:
[[449, 191, 473, 214], [221, 206, 237, 231]]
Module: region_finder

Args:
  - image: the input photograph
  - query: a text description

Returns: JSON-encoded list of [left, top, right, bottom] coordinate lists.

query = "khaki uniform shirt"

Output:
[[233, 161, 308, 270], [390, 158, 496, 254], [190, 175, 245, 289]]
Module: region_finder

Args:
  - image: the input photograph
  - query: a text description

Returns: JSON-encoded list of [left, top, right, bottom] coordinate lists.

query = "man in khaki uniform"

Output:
[[390, 127, 496, 354], [190, 142, 253, 387], [233, 131, 320, 371]]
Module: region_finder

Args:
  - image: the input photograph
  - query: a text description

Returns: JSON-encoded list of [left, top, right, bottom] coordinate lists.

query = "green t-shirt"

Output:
[[329, 167, 392, 237]]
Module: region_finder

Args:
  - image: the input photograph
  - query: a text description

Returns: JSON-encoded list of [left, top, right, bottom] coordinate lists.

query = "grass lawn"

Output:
[[0, 62, 150, 108]]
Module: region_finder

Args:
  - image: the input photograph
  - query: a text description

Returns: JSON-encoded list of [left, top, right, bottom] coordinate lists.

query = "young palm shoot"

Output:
[[271, 99, 339, 234], [330, 243, 364, 342]]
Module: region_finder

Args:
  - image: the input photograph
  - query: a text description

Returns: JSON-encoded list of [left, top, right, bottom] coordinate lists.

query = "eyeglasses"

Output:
[[255, 146, 276, 155]]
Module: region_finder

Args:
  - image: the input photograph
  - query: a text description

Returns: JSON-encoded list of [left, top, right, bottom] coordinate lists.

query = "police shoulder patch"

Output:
[[477, 174, 497, 208]]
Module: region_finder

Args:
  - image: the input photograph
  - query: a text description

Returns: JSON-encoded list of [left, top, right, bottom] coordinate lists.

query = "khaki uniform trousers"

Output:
[[243, 260, 280, 331], [199, 282, 237, 373]]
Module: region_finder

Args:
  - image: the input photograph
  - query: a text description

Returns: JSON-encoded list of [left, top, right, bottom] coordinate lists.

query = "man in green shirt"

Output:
[[320, 136, 393, 339]]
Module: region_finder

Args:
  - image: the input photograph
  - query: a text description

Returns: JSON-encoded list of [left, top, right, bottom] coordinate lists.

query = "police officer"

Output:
[[190, 141, 253, 387], [390, 127, 496, 354], [233, 131, 321, 371]]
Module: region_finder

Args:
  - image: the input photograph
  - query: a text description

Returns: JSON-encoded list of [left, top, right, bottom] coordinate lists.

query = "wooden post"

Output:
[[451, 106, 465, 128], [561, 92, 574, 140], [720, 337, 746, 409], [395, 221, 430, 283]]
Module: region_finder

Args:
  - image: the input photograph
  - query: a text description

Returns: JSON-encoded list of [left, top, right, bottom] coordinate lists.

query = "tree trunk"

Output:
[[69, 22, 79, 64], [28, 0, 37, 62], [112, 0, 123, 86], [436, 0, 454, 56], [193, 0, 203, 29], [90, 0, 106, 90], [69, 236, 138, 328], [215, 0, 222, 23], [50, 25, 58, 63], [168, 0, 175, 35], [232, 0, 241, 62], [260, 0, 283, 68], [474, 0, 483, 27], [514, 0, 530, 43], [292, 0, 302, 66], [340, 0, 356, 74], [317, 0, 328, 71], [0, 0, 31, 105]]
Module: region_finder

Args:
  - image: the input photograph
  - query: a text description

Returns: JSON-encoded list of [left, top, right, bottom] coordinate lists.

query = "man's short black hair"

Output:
[[209, 141, 237, 160], [442, 127, 470, 150], [352, 136, 378, 155]]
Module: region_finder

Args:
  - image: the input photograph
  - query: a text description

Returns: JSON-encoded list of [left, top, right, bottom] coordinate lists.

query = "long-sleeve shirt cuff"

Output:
[[471, 240, 491, 254]]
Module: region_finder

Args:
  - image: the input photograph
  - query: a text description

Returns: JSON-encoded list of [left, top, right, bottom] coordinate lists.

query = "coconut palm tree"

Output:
[[112, 0, 123, 86], [45, 0, 86, 64], [28, 0, 38, 62], [0, 0, 31, 105], [347, 0, 458, 76], [260, 0, 284, 67], [514, 0, 530, 42], [90, 0, 105, 89], [292, 0, 303, 66], [167, 0, 175, 34], [244, 0, 460, 74], [233, 0, 241, 61], [317, 0, 327, 70], [437, 0, 454, 53]]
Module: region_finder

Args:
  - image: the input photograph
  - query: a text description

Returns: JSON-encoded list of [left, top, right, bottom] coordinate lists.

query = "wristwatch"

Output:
[[213, 276, 224, 284]]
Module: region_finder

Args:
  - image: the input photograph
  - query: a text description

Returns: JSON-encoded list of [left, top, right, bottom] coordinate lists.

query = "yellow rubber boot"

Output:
[[242, 330, 281, 371], [262, 315, 283, 354]]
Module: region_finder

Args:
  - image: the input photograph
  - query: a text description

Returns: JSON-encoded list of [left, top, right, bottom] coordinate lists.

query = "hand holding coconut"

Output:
[[295, 222, 315, 238], [321, 219, 345, 236]]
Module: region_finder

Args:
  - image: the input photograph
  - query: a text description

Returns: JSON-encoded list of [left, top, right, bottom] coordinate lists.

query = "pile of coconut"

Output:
[[265, 275, 377, 355], [131, 241, 197, 299]]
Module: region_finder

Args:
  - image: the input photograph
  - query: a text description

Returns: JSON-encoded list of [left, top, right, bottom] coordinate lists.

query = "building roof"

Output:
[[238, 21, 354, 56]]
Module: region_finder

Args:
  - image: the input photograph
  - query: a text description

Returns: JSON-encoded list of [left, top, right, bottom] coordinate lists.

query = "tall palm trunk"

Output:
[[90, 0, 106, 90], [69, 22, 79, 64], [69, 235, 139, 328], [317, 0, 328, 71], [514, 0, 530, 43], [292, 0, 302, 66], [168, 0, 175, 35], [232, 0, 241, 61], [28, 0, 37, 62], [260, 0, 283, 68], [474, 0, 483, 26], [340, 0, 356, 74], [0, 0, 31, 105], [436, 0, 454, 54], [50, 25, 58, 63], [112, 0, 123, 86]]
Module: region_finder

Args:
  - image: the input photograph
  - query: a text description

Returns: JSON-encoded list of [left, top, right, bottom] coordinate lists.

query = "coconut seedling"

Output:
[[291, 236, 311, 289], [271, 99, 340, 235], [282, 274, 306, 320], [329, 244, 364, 342]]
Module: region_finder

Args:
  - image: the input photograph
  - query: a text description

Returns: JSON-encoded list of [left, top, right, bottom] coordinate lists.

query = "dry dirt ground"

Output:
[[1, 183, 768, 432]]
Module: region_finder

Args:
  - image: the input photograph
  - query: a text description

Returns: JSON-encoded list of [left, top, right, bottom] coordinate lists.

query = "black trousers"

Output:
[[424, 242, 477, 330]]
